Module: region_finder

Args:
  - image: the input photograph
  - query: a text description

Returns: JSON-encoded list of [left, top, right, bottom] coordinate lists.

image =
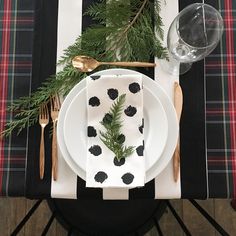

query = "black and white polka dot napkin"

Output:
[[86, 74, 145, 188]]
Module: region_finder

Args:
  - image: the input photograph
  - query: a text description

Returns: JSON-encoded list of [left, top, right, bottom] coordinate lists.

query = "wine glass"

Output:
[[161, 3, 224, 75]]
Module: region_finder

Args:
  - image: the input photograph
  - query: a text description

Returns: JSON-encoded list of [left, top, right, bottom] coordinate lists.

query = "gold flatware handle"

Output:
[[174, 82, 183, 121], [52, 122, 58, 181], [173, 82, 183, 182], [173, 139, 180, 182], [100, 61, 156, 67], [39, 127, 45, 179]]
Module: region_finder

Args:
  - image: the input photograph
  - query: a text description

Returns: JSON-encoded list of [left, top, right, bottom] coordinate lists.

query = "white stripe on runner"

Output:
[[154, 0, 181, 199], [50, 0, 83, 199], [103, 188, 129, 200]]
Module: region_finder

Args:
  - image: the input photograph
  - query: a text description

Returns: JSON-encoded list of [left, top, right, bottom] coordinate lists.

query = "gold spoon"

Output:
[[72, 55, 156, 72]]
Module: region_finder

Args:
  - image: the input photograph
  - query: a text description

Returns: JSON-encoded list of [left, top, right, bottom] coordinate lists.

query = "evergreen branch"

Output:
[[99, 94, 135, 161], [1, 0, 167, 138], [1, 65, 85, 137], [123, 0, 148, 35]]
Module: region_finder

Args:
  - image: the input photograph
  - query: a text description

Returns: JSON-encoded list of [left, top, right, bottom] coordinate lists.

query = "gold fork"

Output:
[[50, 94, 61, 181], [39, 103, 49, 179]]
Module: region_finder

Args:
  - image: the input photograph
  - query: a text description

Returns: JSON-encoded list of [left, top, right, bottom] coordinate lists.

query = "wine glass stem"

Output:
[[160, 55, 192, 75]]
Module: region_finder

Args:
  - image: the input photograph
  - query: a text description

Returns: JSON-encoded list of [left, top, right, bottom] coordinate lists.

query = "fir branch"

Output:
[[123, 0, 148, 35], [1, 0, 167, 138], [61, 0, 167, 62], [1, 66, 85, 138], [99, 94, 135, 161]]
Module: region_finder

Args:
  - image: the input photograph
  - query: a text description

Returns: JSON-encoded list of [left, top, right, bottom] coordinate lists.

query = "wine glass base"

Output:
[[179, 62, 192, 75], [160, 59, 192, 76]]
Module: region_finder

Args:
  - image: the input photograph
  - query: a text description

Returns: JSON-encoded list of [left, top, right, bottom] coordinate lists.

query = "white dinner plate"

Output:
[[57, 69, 178, 183], [63, 85, 168, 172]]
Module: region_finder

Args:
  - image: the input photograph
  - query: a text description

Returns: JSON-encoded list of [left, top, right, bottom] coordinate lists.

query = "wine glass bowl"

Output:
[[162, 3, 224, 75]]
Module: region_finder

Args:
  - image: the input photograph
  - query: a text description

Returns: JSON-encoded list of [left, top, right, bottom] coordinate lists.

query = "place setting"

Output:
[[57, 67, 178, 187], [48, 2, 223, 197]]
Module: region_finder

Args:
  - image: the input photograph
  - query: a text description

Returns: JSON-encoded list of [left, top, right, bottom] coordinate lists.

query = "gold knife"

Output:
[[173, 82, 183, 182]]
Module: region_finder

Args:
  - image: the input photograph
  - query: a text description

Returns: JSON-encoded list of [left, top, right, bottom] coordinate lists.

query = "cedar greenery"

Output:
[[1, 0, 166, 138], [99, 94, 135, 161]]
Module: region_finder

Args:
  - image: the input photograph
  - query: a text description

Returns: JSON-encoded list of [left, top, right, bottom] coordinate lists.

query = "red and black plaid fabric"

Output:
[[0, 0, 34, 196], [1, 0, 236, 198], [206, 0, 236, 198]]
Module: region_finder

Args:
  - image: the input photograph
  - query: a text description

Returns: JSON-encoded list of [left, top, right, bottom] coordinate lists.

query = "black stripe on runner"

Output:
[[77, 177, 103, 199], [129, 180, 155, 199], [179, 0, 207, 199], [26, 0, 58, 199], [77, 0, 156, 199]]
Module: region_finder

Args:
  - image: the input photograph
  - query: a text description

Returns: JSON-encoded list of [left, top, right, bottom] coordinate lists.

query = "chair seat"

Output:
[[47, 199, 166, 236]]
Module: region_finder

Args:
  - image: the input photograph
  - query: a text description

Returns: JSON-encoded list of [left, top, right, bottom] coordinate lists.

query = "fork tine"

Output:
[[45, 103, 48, 118], [50, 94, 60, 111], [52, 96, 56, 110], [55, 93, 61, 110], [42, 103, 46, 119], [58, 94, 61, 108], [40, 104, 44, 119], [46, 104, 49, 117], [39, 105, 42, 118], [44, 103, 48, 119], [52, 95, 57, 110], [50, 96, 54, 111]]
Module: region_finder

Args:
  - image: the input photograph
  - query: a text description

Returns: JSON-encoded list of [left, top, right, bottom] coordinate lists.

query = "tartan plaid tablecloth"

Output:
[[0, 0, 236, 199], [206, 0, 236, 198], [0, 0, 34, 196]]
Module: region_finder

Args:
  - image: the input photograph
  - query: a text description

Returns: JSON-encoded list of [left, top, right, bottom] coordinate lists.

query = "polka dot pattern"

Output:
[[129, 82, 141, 93], [87, 126, 97, 137], [89, 96, 100, 106], [139, 119, 144, 134], [90, 75, 101, 80], [136, 143, 144, 156], [113, 157, 125, 166], [121, 173, 134, 185], [94, 171, 108, 183], [86, 75, 145, 187], [89, 145, 102, 156], [124, 105, 137, 117], [107, 88, 118, 100]]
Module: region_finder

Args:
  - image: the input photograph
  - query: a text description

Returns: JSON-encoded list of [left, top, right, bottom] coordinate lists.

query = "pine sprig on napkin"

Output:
[[99, 94, 135, 161]]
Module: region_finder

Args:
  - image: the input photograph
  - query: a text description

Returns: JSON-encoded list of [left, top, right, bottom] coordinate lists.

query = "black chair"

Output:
[[11, 199, 230, 236]]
